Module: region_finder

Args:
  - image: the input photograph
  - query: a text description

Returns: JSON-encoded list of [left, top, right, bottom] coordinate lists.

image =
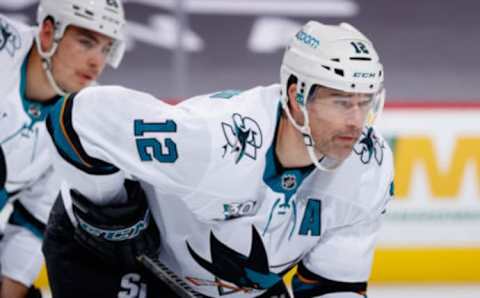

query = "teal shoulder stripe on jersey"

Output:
[[46, 94, 119, 175], [48, 97, 88, 168]]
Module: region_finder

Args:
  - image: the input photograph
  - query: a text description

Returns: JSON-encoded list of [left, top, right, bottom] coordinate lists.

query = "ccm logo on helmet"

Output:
[[295, 30, 320, 49], [106, 0, 120, 9], [353, 72, 376, 78]]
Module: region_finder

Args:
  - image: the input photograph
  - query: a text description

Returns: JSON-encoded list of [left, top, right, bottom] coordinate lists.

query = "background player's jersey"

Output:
[[0, 14, 59, 224], [49, 84, 394, 297]]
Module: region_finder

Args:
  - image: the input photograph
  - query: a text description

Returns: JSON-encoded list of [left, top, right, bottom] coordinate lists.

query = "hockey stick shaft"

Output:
[[137, 254, 207, 298]]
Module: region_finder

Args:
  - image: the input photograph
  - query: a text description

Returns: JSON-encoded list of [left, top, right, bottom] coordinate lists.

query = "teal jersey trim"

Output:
[[19, 56, 62, 128], [262, 104, 315, 239], [46, 95, 119, 175], [0, 189, 8, 211], [0, 57, 60, 147], [47, 98, 87, 168], [210, 90, 242, 99], [262, 104, 315, 198], [9, 211, 44, 239], [244, 268, 281, 289], [7, 202, 46, 240]]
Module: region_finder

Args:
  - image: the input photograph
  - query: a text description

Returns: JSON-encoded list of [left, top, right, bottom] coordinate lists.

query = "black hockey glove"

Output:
[[71, 180, 160, 269]]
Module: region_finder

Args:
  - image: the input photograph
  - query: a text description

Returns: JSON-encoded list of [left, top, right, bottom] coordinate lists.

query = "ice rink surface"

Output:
[[40, 284, 480, 298], [369, 284, 480, 298]]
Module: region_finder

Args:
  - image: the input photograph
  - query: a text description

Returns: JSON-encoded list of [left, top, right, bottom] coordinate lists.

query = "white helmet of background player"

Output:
[[280, 21, 385, 171], [36, 0, 126, 95]]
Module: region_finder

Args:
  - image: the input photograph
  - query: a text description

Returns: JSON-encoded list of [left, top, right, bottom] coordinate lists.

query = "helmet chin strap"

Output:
[[306, 145, 342, 171], [280, 83, 342, 171], [35, 34, 68, 96]]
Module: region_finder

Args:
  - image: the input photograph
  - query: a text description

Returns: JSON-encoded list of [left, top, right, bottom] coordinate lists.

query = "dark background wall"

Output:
[[2, 0, 479, 100]]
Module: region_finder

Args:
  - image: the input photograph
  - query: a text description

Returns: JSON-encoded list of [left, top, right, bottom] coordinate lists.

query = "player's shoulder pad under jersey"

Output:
[[46, 92, 119, 175], [0, 14, 31, 59], [365, 126, 394, 203], [346, 126, 394, 213]]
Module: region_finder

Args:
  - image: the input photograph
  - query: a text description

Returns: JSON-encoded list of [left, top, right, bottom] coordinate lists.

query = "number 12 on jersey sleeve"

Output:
[[134, 119, 178, 163]]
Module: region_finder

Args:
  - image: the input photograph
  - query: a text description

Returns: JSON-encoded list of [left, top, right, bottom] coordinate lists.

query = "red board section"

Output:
[[385, 101, 480, 110]]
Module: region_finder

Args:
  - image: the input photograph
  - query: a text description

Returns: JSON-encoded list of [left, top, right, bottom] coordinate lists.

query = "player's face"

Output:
[[51, 26, 113, 92], [307, 86, 373, 161]]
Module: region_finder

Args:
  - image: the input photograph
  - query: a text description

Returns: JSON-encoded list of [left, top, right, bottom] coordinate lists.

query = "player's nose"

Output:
[[87, 50, 107, 71], [346, 107, 365, 129]]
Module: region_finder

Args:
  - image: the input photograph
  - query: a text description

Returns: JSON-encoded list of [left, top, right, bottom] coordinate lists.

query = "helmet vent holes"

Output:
[[334, 69, 344, 77], [72, 5, 80, 10], [85, 10, 94, 17], [351, 83, 356, 89], [379, 70, 383, 77], [331, 58, 340, 62], [369, 84, 374, 89], [322, 65, 331, 71]]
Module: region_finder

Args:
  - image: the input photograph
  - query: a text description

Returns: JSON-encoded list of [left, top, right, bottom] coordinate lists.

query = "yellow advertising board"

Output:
[[371, 103, 480, 282]]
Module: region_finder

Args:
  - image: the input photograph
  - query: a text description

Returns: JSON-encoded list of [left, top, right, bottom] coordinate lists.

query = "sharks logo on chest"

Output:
[[0, 17, 21, 57], [221, 113, 263, 164], [186, 226, 296, 297]]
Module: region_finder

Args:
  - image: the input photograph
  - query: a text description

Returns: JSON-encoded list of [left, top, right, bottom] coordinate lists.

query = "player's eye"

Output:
[[333, 99, 353, 109], [358, 98, 374, 111], [101, 44, 113, 56], [78, 38, 96, 49]]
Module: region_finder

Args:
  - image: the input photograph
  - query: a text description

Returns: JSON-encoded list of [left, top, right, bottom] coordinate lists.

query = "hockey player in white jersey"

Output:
[[45, 21, 393, 298], [0, 0, 125, 297]]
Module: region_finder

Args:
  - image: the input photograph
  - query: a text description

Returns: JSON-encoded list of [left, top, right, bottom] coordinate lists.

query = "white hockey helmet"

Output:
[[280, 21, 385, 171], [37, 0, 126, 68]]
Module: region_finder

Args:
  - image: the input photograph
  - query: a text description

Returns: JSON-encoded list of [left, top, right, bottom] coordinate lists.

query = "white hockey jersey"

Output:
[[49, 84, 394, 297], [0, 15, 60, 225]]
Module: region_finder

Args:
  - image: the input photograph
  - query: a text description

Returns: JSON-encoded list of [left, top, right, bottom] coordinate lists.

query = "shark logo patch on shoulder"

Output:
[[0, 17, 22, 57], [353, 127, 385, 165], [221, 113, 262, 164]]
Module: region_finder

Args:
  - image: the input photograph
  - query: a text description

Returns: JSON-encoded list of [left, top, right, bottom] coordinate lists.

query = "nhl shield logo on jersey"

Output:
[[353, 127, 385, 166], [27, 103, 42, 119], [0, 17, 21, 57], [281, 174, 297, 191], [221, 113, 263, 164]]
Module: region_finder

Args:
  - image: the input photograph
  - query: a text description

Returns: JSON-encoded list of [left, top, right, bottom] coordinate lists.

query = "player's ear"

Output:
[[38, 18, 55, 52], [287, 83, 300, 112]]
